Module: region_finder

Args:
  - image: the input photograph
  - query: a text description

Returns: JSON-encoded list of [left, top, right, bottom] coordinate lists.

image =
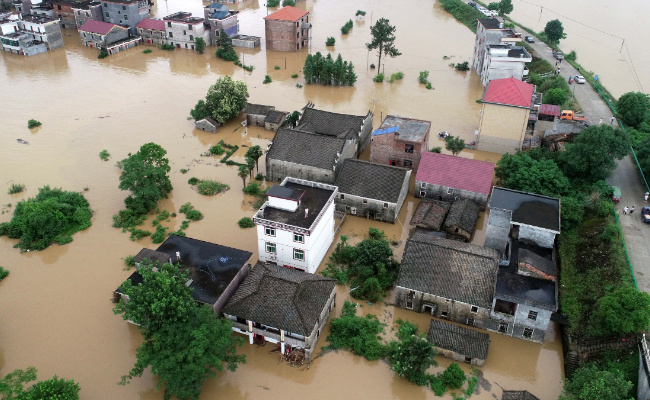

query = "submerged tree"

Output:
[[366, 18, 401, 75], [444, 135, 465, 156], [245, 145, 263, 171], [191, 76, 249, 124], [118, 143, 172, 215], [303, 52, 356, 86], [194, 37, 206, 54], [215, 29, 237, 62], [388, 320, 437, 386]]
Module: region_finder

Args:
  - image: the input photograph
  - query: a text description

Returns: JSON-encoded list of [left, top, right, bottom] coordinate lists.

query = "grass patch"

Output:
[[291, 73, 299, 78], [179, 202, 203, 221], [209, 144, 225, 156], [196, 180, 229, 196], [439, 0, 485, 33], [99, 149, 110, 161], [388, 71, 404, 83], [237, 217, 255, 228], [8, 184, 25, 194], [143, 48, 152, 54], [27, 119, 41, 129]]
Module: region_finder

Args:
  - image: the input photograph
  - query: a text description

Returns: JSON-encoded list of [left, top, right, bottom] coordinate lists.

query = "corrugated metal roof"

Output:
[[79, 19, 120, 35]]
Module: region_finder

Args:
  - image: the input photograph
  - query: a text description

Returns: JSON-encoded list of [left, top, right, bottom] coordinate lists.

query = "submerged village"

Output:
[[2, 0, 650, 399]]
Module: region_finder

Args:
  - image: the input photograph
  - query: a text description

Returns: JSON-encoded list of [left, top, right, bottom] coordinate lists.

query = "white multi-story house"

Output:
[[253, 177, 338, 274], [163, 11, 209, 50]]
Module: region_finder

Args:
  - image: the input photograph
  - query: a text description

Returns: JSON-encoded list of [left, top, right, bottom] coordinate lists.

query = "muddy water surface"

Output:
[[1, 0, 562, 398]]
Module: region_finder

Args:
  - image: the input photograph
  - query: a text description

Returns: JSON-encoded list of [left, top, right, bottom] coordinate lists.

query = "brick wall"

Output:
[[265, 14, 309, 52], [370, 133, 428, 171]]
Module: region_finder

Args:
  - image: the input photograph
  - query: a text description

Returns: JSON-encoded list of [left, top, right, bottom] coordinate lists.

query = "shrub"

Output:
[[544, 87, 568, 106], [440, 363, 466, 389], [425, 83, 433, 90], [180, 169, 188, 174], [194, 37, 206, 54], [237, 217, 255, 228], [263, 75, 272, 84], [438, 0, 486, 33], [566, 50, 577, 61], [243, 181, 264, 196], [99, 150, 110, 161], [274, 65, 280, 70], [97, 49, 108, 59], [209, 144, 225, 155], [161, 43, 175, 50], [123, 255, 136, 267], [291, 73, 298, 78], [370, 63, 375, 69], [27, 119, 41, 129], [8, 184, 25, 194], [196, 180, 229, 196], [418, 70, 430, 84], [430, 147, 442, 153], [266, 0, 279, 6], [326, 37, 336, 46], [341, 19, 353, 34], [143, 48, 152, 54], [187, 177, 200, 185], [388, 71, 404, 83], [21, 376, 81, 400], [151, 224, 167, 244], [355, 10, 366, 16], [179, 202, 203, 221], [282, 0, 294, 5], [373, 73, 385, 83], [455, 61, 470, 71], [296, 83, 303, 88], [255, 173, 264, 181], [0, 266, 9, 281], [325, 300, 388, 360]]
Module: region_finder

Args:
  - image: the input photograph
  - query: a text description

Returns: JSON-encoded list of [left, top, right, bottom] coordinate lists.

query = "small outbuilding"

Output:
[[410, 199, 451, 232], [443, 199, 481, 242], [502, 390, 540, 400], [537, 104, 561, 122], [195, 116, 219, 133], [427, 319, 490, 366], [265, 110, 287, 131], [245, 103, 275, 127]]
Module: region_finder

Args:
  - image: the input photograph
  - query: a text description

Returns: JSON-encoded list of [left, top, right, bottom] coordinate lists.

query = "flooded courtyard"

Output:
[[1, 0, 622, 398]]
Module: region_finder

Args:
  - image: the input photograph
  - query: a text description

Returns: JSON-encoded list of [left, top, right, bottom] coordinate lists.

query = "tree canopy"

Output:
[[589, 286, 650, 337], [616, 91, 649, 128], [544, 19, 566, 44], [388, 320, 437, 386], [495, 150, 570, 197], [194, 37, 205, 54], [303, 52, 356, 86], [118, 143, 172, 215], [0, 367, 80, 400], [560, 365, 633, 400], [543, 87, 568, 106], [498, 0, 513, 15], [245, 145, 263, 171], [215, 29, 237, 62], [366, 18, 401, 75], [444, 135, 465, 156], [192, 76, 249, 124]]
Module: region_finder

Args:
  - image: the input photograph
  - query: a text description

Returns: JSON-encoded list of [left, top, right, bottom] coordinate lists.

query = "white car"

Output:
[[574, 75, 586, 84]]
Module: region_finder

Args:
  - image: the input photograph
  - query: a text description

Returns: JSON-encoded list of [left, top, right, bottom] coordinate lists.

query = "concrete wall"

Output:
[[518, 224, 556, 248], [165, 20, 205, 49], [138, 27, 165, 44], [195, 119, 218, 133], [370, 132, 429, 171], [265, 14, 309, 52], [482, 56, 527, 87], [232, 35, 259, 48], [104, 26, 127, 45], [434, 346, 485, 367], [102, 1, 145, 33], [23, 41, 47, 55], [43, 21, 62, 49], [416, 181, 488, 207], [477, 103, 529, 154], [357, 112, 373, 157], [488, 299, 551, 343], [395, 286, 492, 330], [73, 6, 101, 30], [247, 113, 267, 127]]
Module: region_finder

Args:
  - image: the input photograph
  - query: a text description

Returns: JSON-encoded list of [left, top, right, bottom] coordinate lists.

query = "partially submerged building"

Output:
[[415, 151, 494, 207], [136, 18, 165, 44], [370, 115, 431, 171], [443, 198, 480, 242], [195, 116, 219, 133], [478, 44, 531, 87], [410, 199, 451, 232], [231, 34, 260, 48], [163, 11, 207, 50], [222, 262, 336, 358], [203, 3, 238, 45], [471, 18, 524, 86], [78, 19, 128, 49], [100, 0, 150, 34], [334, 159, 411, 223], [0, 13, 63, 55], [427, 319, 490, 366], [264, 5, 310, 52], [244, 103, 275, 127], [253, 177, 338, 274]]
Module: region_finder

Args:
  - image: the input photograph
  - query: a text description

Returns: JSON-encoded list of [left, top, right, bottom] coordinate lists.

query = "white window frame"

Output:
[[420, 182, 426, 188], [265, 242, 276, 254], [447, 187, 454, 195], [293, 233, 304, 243], [265, 227, 276, 237], [293, 249, 305, 261], [528, 310, 538, 321]]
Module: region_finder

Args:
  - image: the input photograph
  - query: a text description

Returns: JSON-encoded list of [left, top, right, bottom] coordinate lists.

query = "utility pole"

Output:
[[538, 6, 543, 22], [620, 38, 625, 53], [366, 48, 369, 70], [285, 57, 287, 69]]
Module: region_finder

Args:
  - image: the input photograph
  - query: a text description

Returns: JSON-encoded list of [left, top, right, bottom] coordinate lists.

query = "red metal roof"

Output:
[[79, 20, 120, 35], [538, 104, 561, 116], [483, 77, 534, 108], [136, 18, 165, 32], [264, 5, 308, 21], [415, 152, 495, 195]]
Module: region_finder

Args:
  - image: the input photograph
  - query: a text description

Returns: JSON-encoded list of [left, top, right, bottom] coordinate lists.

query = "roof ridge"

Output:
[[409, 234, 497, 260], [303, 107, 365, 119]]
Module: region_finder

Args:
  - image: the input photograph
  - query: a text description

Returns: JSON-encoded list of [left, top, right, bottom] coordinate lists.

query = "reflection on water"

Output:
[[0, 0, 564, 398]]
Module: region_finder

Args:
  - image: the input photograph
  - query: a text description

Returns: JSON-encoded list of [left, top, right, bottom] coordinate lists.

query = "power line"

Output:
[[624, 42, 645, 92]]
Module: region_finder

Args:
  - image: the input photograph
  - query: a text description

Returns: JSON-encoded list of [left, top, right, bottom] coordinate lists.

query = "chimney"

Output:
[[499, 22, 503, 29], [304, 208, 309, 218]]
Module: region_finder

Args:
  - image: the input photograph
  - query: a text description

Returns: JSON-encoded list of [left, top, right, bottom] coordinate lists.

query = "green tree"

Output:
[[444, 135, 465, 156], [543, 87, 568, 106], [440, 363, 466, 389], [190, 99, 210, 121], [245, 145, 264, 171], [0, 367, 37, 400], [616, 91, 650, 128], [544, 19, 566, 44], [561, 125, 628, 183], [118, 143, 172, 215], [636, 135, 650, 178], [560, 365, 633, 400], [388, 321, 437, 385], [326, 300, 388, 360], [21, 376, 81, 400], [215, 29, 237, 62], [202, 76, 249, 124], [237, 165, 248, 188], [285, 110, 300, 128], [194, 37, 206, 54], [245, 156, 255, 178], [282, 0, 294, 5], [366, 18, 401, 75], [495, 151, 570, 197], [589, 286, 650, 336], [498, 0, 513, 15], [487, 2, 499, 10]]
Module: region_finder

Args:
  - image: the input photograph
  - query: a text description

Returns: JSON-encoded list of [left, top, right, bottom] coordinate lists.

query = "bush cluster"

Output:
[[237, 217, 255, 228], [340, 19, 353, 34], [8, 183, 25, 194], [179, 202, 203, 221], [196, 179, 229, 196], [304, 52, 356, 86]]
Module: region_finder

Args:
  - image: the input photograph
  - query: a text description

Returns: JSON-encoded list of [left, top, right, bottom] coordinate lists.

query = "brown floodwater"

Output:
[[0, 0, 563, 398]]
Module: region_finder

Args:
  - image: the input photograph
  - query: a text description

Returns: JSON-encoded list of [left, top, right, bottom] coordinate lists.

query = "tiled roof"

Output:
[[136, 18, 165, 32], [133, 248, 170, 266], [489, 187, 560, 232], [222, 262, 336, 336], [444, 199, 480, 234], [517, 248, 556, 276], [502, 390, 540, 400], [335, 159, 410, 203], [483, 77, 535, 108], [410, 200, 451, 231], [267, 128, 346, 170], [296, 107, 366, 140], [427, 319, 490, 360], [398, 232, 499, 308], [266, 110, 286, 125], [478, 18, 501, 29], [415, 152, 495, 195], [538, 104, 561, 117], [197, 116, 218, 126], [79, 19, 120, 35], [244, 103, 274, 116], [264, 5, 308, 21]]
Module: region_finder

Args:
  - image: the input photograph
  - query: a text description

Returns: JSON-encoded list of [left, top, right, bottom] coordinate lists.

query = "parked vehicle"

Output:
[[480, 9, 491, 16], [488, 10, 498, 17], [524, 36, 535, 43], [574, 75, 586, 84], [642, 207, 650, 224], [611, 186, 621, 203], [553, 51, 564, 60], [560, 110, 586, 121], [468, 2, 477, 8]]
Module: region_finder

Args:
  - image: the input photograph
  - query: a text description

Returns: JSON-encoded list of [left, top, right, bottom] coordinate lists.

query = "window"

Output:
[[103, 2, 107, 6], [118, 10, 121, 14], [296, 32, 299, 38], [498, 322, 508, 333], [265, 242, 276, 254], [188, 24, 192, 30], [122, 5, 126, 9], [345, 206, 350, 212], [465, 357, 472, 363], [105, 12, 109, 17], [447, 188, 454, 195], [467, 317, 474, 326], [420, 182, 426, 188], [441, 311, 449, 318], [189, 35, 193, 40], [405, 144, 414, 153], [183, 30, 186, 35], [403, 160, 413, 168], [528, 311, 538, 321], [293, 233, 304, 243], [470, 305, 479, 313], [419, 191, 426, 197], [406, 301, 413, 309], [362, 199, 368, 204], [124, 15, 128, 20], [57, 4, 61, 9], [119, 20, 122, 24], [265, 227, 275, 236], [340, 194, 345, 200], [167, 21, 171, 27], [168, 32, 173, 38], [523, 328, 534, 338], [383, 203, 388, 208], [293, 249, 305, 261]]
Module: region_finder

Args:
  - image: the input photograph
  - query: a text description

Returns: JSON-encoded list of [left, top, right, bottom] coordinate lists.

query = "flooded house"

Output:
[[114, 235, 253, 314], [48, 0, 78, 27], [78, 19, 130, 50], [252, 177, 339, 274], [0, 13, 63, 55], [163, 11, 208, 50], [71, 1, 103, 30], [264, 110, 287, 131], [203, 3, 239, 45], [471, 18, 524, 85], [370, 115, 431, 171], [266, 128, 356, 184], [476, 77, 541, 154], [395, 232, 500, 330], [264, 6, 310, 52], [334, 159, 411, 223], [244, 103, 275, 127], [100, 0, 150, 34], [427, 319, 490, 366], [195, 116, 219, 133], [443, 198, 480, 242], [135, 18, 165, 44], [295, 103, 374, 158], [409, 199, 451, 233], [222, 262, 336, 358], [231, 34, 260, 48], [415, 151, 495, 207]]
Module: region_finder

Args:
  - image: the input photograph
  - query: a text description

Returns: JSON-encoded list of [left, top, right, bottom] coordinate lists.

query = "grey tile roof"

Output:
[[411, 200, 451, 231], [197, 116, 218, 127], [296, 107, 366, 140], [335, 159, 410, 203], [266, 110, 286, 124], [444, 199, 480, 234], [427, 319, 490, 360], [398, 232, 499, 308], [517, 248, 556, 277], [133, 248, 171, 266], [489, 187, 560, 232], [244, 103, 274, 116], [502, 391, 540, 400], [222, 262, 336, 336], [267, 128, 347, 170]]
